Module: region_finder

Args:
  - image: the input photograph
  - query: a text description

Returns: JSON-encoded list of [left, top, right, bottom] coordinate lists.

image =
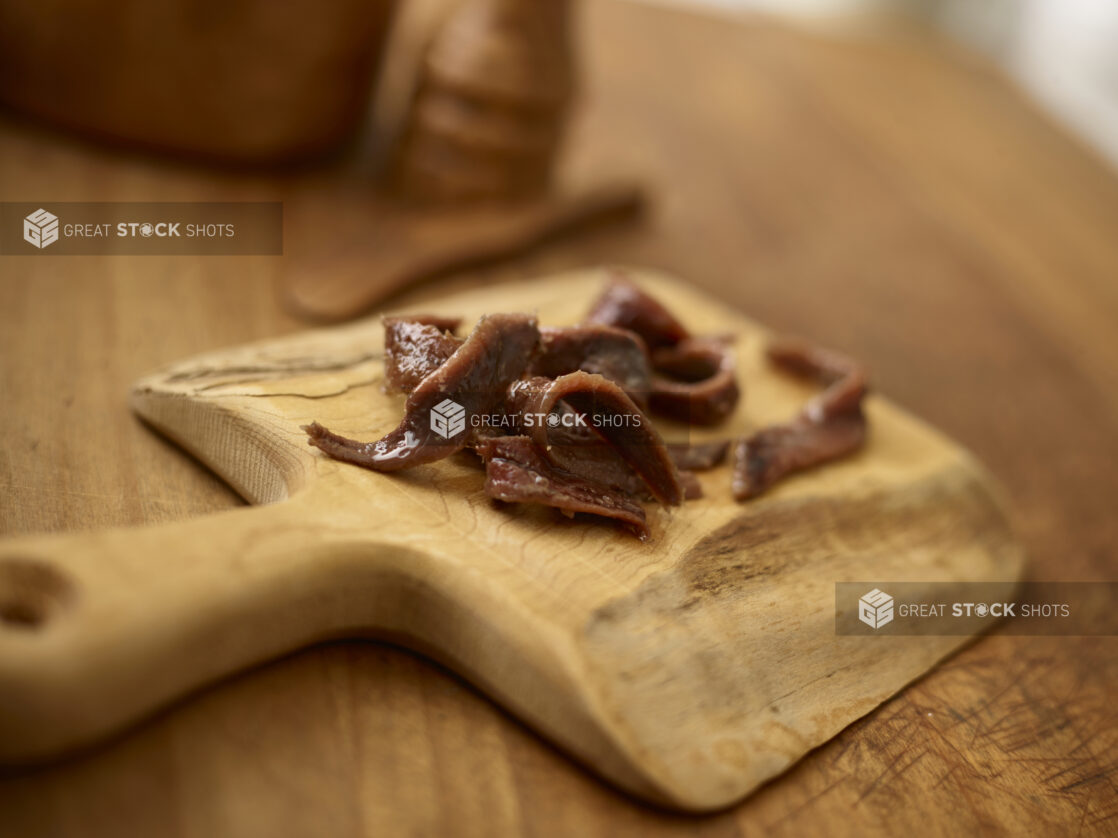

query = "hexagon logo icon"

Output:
[[430, 398, 466, 439], [24, 208, 59, 249], [858, 588, 894, 629]]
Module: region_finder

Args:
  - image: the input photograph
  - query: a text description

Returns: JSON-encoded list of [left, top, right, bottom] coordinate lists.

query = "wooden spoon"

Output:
[[281, 181, 644, 322]]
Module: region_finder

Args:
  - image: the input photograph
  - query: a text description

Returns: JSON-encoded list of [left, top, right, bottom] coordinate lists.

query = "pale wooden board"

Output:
[[0, 268, 1022, 811]]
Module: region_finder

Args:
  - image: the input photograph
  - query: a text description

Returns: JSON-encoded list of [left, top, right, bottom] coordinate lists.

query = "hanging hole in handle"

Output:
[[0, 558, 75, 631]]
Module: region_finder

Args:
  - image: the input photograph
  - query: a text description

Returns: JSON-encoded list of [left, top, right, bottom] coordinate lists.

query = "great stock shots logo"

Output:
[[858, 588, 894, 629], [23, 208, 59, 249], [3, 202, 283, 255], [430, 399, 467, 439]]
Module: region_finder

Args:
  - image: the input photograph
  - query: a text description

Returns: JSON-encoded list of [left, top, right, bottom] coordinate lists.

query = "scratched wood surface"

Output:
[[1, 1, 1116, 835]]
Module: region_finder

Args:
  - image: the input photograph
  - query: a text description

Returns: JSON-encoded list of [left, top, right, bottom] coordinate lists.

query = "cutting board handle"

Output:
[[0, 495, 407, 763]]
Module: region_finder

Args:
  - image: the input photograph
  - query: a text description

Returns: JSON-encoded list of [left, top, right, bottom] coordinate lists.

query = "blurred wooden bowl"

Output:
[[0, 0, 397, 163]]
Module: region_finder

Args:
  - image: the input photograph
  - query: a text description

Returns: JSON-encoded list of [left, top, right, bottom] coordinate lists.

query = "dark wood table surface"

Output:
[[2, 1, 1116, 835]]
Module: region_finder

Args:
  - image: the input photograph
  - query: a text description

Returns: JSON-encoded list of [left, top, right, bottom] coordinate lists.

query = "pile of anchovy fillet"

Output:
[[304, 274, 868, 539]]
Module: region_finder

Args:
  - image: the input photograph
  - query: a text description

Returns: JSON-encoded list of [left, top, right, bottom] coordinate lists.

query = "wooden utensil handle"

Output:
[[0, 498, 397, 763]]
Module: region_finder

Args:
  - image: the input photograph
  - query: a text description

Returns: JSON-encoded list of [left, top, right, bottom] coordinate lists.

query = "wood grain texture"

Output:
[[0, 270, 1021, 810], [1, 0, 1117, 835]]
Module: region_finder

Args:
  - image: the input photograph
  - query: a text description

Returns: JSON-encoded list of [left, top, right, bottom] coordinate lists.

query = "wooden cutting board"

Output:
[[0, 269, 1023, 811]]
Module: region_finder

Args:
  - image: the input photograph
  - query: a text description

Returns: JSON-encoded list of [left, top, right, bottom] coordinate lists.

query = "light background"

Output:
[[629, 0, 1118, 170]]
